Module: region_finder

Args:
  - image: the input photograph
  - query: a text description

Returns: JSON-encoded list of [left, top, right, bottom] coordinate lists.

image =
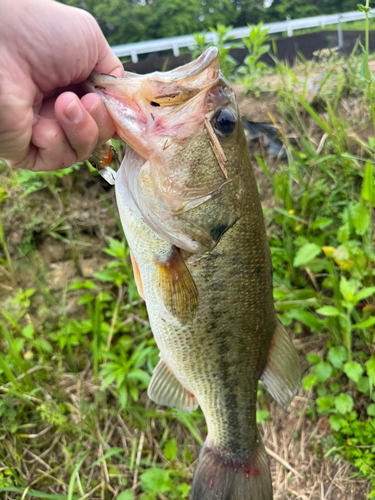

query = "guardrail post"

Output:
[[338, 16, 343, 49], [172, 43, 180, 57], [131, 50, 138, 63], [320, 16, 326, 29], [286, 16, 293, 37]]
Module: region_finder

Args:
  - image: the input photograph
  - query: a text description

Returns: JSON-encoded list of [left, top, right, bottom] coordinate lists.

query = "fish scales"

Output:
[[86, 47, 301, 500]]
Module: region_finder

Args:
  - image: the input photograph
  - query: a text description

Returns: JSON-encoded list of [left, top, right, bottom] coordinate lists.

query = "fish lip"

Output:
[[84, 72, 117, 93]]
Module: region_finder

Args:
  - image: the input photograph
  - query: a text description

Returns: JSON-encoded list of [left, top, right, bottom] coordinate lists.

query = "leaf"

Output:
[[354, 317, 375, 329], [316, 306, 341, 317], [315, 362, 332, 383], [334, 394, 354, 414], [367, 404, 375, 417], [294, 236, 309, 246], [140, 468, 171, 495], [355, 287, 375, 303], [317, 396, 333, 410], [93, 269, 122, 282], [339, 277, 357, 302], [352, 199, 370, 235], [35, 338, 53, 353], [337, 224, 350, 243], [307, 353, 321, 366], [117, 491, 133, 500], [311, 217, 333, 230], [302, 374, 316, 390], [287, 309, 322, 332], [22, 324, 34, 339], [256, 410, 269, 423], [361, 161, 374, 205], [366, 357, 375, 385], [68, 280, 97, 291], [77, 293, 95, 306], [327, 346, 348, 369], [119, 387, 128, 410], [101, 372, 117, 390], [343, 361, 363, 383], [357, 376, 370, 394], [329, 414, 344, 431], [164, 439, 177, 462], [293, 243, 322, 267], [127, 369, 151, 386]]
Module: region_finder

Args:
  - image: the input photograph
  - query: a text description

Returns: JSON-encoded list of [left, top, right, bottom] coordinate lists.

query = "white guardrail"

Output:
[[111, 9, 375, 63]]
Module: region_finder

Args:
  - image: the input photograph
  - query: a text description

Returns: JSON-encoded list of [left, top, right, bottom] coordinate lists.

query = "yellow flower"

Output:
[[322, 246, 336, 258], [288, 209, 294, 215], [334, 258, 354, 271]]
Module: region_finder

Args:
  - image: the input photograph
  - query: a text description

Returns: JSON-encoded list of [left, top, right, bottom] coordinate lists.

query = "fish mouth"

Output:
[[86, 47, 219, 106], [84, 48, 229, 158]]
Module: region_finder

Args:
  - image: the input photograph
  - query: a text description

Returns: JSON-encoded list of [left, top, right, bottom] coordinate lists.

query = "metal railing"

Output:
[[111, 9, 374, 63]]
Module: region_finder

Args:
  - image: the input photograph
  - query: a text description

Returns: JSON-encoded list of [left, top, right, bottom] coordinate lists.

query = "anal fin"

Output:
[[148, 359, 198, 413], [155, 246, 198, 324], [261, 321, 301, 408]]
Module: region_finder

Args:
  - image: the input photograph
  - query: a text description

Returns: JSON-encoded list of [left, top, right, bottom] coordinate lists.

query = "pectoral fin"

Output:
[[148, 359, 198, 412], [155, 246, 198, 323], [260, 321, 301, 408], [130, 251, 145, 300]]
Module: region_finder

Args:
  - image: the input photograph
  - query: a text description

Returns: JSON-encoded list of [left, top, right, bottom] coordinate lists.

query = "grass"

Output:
[[1, 20, 375, 499]]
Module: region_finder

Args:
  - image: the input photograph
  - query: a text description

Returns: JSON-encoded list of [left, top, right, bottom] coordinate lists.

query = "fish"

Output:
[[85, 47, 301, 500]]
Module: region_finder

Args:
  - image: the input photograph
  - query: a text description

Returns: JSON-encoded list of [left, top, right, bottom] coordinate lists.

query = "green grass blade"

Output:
[[294, 93, 333, 137], [67, 452, 90, 500], [0, 487, 79, 500]]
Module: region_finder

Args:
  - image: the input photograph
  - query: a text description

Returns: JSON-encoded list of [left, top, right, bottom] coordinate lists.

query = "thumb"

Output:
[[90, 21, 124, 79], [0, 74, 35, 163]]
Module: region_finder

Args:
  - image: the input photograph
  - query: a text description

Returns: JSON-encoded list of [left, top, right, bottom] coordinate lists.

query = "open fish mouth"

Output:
[[84, 47, 231, 159]]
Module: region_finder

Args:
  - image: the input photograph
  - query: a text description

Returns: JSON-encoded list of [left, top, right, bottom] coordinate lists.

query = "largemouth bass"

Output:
[[86, 48, 300, 500]]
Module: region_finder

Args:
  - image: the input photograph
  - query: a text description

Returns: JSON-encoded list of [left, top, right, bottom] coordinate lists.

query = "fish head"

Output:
[[86, 48, 249, 252]]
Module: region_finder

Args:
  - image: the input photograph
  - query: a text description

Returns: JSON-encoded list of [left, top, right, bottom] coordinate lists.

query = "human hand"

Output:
[[0, 0, 124, 171]]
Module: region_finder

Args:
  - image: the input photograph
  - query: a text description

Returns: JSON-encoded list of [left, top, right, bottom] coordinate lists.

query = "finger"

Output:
[[81, 93, 116, 145], [11, 115, 77, 171], [0, 77, 34, 163], [54, 92, 98, 161], [94, 30, 124, 79]]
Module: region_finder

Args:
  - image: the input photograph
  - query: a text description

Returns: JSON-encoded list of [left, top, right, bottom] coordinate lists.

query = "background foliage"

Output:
[[59, 0, 358, 45]]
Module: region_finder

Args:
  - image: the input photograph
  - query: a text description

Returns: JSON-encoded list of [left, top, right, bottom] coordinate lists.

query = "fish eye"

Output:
[[213, 108, 236, 136]]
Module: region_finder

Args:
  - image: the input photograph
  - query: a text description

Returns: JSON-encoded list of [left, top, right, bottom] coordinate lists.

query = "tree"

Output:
[[58, 0, 358, 46], [266, 0, 356, 21]]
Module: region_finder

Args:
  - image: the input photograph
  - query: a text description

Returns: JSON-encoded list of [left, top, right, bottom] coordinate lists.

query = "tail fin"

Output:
[[191, 438, 272, 500]]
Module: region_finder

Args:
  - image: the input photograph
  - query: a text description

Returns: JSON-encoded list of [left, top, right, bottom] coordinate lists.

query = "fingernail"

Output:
[[89, 99, 106, 123], [64, 99, 83, 124]]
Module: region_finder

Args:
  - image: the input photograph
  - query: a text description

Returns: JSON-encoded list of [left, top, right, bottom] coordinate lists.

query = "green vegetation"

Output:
[[2, 12, 375, 500], [58, 0, 361, 46], [238, 23, 271, 94], [193, 24, 241, 80]]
